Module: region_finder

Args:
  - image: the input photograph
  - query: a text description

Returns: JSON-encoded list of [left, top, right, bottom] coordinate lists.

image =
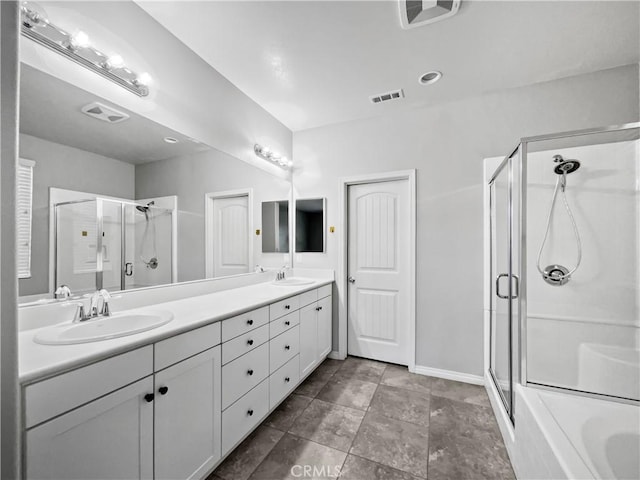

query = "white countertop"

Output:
[[19, 278, 332, 384]]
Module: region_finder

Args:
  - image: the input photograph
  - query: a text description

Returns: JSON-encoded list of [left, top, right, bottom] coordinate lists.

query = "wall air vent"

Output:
[[370, 89, 404, 104], [81, 102, 130, 123], [399, 0, 461, 29]]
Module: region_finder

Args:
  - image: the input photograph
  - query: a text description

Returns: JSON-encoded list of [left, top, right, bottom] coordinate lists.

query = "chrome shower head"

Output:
[[552, 155, 580, 175]]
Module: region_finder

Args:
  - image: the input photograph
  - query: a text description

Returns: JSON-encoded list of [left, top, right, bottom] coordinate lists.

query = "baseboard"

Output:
[[413, 365, 484, 385], [328, 350, 345, 360]]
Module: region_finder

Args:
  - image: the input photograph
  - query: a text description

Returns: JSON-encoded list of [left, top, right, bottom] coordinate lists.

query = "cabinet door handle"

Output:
[[316, 306, 322, 311], [285, 377, 290, 383], [284, 305, 291, 310], [247, 409, 254, 416], [144, 393, 155, 403], [247, 319, 254, 325], [247, 339, 254, 346], [247, 369, 254, 376], [285, 321, 290, 326], [285, 345, 290, 350], [158, 386, 169, 395]]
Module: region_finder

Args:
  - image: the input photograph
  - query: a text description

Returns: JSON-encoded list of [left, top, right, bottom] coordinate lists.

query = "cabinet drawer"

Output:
[[269, 295, 300, 321], [270, 325, 300, 373], [25, 346, 153, 429], [222, 324, 269, 365], [222, 378, 269, 455], [222, 343, 269, 410], [298, 289, 317, 308], [318, 284, 332, 299], [270, 355, 300, 409], [269, 310, 299, 339], [222, 306, 269, 342], [155, 322, 221, 371]]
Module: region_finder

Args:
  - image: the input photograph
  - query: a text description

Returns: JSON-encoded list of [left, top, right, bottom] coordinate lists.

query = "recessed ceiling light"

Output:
[[164, 137, 178, 144], [419, 71, 442, 85]]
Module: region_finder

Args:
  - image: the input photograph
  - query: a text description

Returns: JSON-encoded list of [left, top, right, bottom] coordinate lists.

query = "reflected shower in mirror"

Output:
[[18, 63, 292, 304], [262, 201, 290, 253], [295, 198, 326, 253]]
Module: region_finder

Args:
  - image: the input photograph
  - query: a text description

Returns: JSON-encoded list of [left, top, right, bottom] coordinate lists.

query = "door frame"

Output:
[[204, 188, 253, 278], [337, 170, 416, 372]]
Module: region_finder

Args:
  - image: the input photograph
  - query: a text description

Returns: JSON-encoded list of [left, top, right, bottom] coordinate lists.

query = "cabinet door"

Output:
[[154, 346, 222, 480], [26, 377, 153, 480], [299, 303, 318, 377], [317, 295, 332, 359]]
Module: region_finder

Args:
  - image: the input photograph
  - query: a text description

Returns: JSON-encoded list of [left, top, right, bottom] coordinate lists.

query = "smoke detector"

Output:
[[81, 102, 129, 123], [399, 0, 461, 29], [370, 89, 404, 104]]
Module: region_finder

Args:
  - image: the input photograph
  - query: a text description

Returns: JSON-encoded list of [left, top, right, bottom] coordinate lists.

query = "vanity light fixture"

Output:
[[20, 2, 151, 97], [254, 144, 292, 169]]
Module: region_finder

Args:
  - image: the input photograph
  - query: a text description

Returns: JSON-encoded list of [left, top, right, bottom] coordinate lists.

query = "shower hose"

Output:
[[536, 171, 582, 280], [140, 211, 158, 268]]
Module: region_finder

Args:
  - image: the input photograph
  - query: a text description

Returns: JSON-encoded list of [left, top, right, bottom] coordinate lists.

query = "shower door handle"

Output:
[[496, 274, 519, 299], [125, 263, 133, 276]]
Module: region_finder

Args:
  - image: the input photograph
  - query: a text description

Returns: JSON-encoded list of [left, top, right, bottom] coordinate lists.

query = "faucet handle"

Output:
[[98, 289, 112, 316], [68, 302, 88, 322], [54, 285, 71, 300]]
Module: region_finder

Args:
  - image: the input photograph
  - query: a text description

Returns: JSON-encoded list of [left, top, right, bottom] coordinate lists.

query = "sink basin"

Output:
[[272, 277, 315, 286], [34, 310, 174, 345]]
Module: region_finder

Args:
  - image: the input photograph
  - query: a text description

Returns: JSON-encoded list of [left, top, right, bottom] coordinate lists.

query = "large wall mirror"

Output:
[[18, 64, 292, 303], [295, 198, 326, 253]]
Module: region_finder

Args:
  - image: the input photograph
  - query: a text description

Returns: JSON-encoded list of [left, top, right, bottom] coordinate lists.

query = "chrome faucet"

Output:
[[276, 264, 289, 281], [88, 289, 112, 318], [54, 284, 71, 300], [255, 264, 265, 273]]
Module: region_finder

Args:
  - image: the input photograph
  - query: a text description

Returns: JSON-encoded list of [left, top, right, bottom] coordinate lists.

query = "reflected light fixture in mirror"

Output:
[[20, 1, 151, 97], [254, 144, 292, 168]]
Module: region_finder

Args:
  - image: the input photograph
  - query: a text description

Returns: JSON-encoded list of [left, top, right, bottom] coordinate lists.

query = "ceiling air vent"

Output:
[[399, 0, 461, 29], [370, 89, 404, 104], [81, 102, 129, 124]]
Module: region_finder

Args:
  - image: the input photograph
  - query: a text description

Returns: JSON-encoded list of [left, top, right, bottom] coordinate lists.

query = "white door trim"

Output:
[[338, 170, 416, 372], [204, 188, 253, 278]]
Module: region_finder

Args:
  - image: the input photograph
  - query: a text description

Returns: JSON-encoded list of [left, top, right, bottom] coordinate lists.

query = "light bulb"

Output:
[[106, 54, 124, 69], [135, 72, 152, 86], [70, 31, 90, 49]]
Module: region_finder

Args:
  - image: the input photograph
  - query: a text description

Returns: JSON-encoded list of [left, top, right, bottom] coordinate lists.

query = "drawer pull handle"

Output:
[[247, 339, 254, 346], [247, 409, 254, 416], [285, 321, 290, 326], [285, 345, 290, 350], [158, 386, 169, 395], [247, 319, 254, 325], [285, 377, 290, 383], [316, 306, 323, 311], [284, 305, 291, 310], [144, 393, 155, 403], [247, 369, 254, 376]]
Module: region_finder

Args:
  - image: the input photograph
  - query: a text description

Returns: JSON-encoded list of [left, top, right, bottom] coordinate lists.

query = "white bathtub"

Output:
[[487, 381, 640, 479]]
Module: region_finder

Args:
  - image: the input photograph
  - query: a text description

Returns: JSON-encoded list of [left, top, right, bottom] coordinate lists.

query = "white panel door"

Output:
[[212, 195, 250, 277], [347, 180, 410, 365], [154, 346, 221, 480], [26, 377, 153, 480]]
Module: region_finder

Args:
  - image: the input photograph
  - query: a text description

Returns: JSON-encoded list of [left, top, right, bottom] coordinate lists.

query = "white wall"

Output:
[[18, 134, 135, 296], [136, 149, 291, 283], [292, 64, 640, 376], [1, 3, 21, 477]]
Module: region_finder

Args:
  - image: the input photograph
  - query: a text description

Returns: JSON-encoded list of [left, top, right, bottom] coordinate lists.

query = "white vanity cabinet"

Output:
[[25, 377, 154, 480], [300, 285, 333, 377], [153, 346, 222, 480]]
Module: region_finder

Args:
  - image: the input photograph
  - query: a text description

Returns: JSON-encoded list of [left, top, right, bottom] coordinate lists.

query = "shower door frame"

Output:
[[488, 147, 520, 422], [518, 122, 640, 404]]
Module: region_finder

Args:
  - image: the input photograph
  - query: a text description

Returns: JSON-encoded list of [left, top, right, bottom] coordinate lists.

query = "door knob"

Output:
[[348, 276, 356, 284]]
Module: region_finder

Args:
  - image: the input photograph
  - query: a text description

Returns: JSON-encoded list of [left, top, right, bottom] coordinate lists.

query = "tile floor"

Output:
[[210, 356, 515, 480]]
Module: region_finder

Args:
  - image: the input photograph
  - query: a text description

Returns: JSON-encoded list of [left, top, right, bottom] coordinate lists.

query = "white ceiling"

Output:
[[20, 64, 210, 164], [138, 0, 639, 132]]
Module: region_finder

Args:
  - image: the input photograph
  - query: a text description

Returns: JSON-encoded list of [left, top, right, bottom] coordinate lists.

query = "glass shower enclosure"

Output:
[[54, 197, 173, 295], [488, 122, 640, 421]]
